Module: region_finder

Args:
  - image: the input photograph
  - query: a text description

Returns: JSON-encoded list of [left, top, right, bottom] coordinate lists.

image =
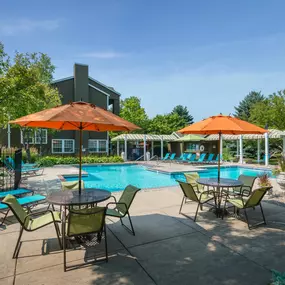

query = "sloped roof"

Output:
[[205, 129, 285, 141], [111, 133, 179, 142], [175, 134, 205, 142]]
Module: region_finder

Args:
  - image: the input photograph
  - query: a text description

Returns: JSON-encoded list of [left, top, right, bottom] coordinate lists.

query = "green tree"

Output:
[[0, 44, 61, 157], [119, 96, 149, 132], [147, 113, 186, 134], [0, 49, 61, 127], [250, 90, 285, 130], [171, 105, 194, 124], [234, 91, 265, 121]]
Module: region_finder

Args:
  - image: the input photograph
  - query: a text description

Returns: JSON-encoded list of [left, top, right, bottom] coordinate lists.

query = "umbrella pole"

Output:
[[79, 125, 82, 195], [218, 132, 221, 183]]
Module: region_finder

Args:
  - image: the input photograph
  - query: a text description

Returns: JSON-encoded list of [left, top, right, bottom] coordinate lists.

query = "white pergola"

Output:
[[111, 133, 180, 161], [205, 129, 285, 166]]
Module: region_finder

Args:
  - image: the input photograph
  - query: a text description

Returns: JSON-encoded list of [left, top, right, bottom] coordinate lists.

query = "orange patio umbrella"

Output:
[[10, 101, 140, 194], [178, 114, 267, 182]]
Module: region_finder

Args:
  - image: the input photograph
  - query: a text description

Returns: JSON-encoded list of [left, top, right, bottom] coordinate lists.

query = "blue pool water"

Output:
[[64, 164, 273, 192]]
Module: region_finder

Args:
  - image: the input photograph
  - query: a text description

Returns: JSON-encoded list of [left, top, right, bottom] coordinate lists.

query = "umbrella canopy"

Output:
[[178, 114, 266, 135], [10, 101, 139, 132], [177, 114, 267, 182], [10, 101, 140, 194]]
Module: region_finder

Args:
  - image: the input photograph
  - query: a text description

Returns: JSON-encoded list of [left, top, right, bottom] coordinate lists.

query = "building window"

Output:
[[52, 139, 75, 154], [187, 143, 199, 152], [21, 129, 48, 144], [88, 140, 107, 153]]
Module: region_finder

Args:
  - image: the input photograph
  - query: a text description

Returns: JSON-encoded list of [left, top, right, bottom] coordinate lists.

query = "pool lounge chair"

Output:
[[191, 153, 206, 164], [177, 180, 216, 222], [106, 185, 140, 235], [186, 153, 196, 163], [162, 153, 170, 160], [0, 188, 33, 200], [0, 194, 48, 225], [4, 158, 44, 176], [222, 186, 272, 229], [2, 194, 61, 258], [7, 157, 37, 170], [176, 153, 188, 163], [205, 153, 215, 164]]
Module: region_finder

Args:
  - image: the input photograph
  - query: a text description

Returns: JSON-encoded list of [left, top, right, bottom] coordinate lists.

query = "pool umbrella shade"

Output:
[[177, 114, 267, 182], [10, 101, 140, 194]]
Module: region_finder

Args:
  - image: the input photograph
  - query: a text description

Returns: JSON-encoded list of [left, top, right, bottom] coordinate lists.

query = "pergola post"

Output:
[[220, 135, 223, 160], [161, 136, 163, 159], [117, 140, 119, 156], [236, 139, 239, 160], [143, 134, 146, 161], [124, 134, 127, 161], [239, 135, 243, 164], [265, 132, 269, 166], [257, 138, 260, 163], [151, 141, 154, 157], [283, 137, 285, 156]]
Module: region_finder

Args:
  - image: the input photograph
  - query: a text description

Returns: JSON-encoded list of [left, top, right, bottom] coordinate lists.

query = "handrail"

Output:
[[135, 154, 145, 161]]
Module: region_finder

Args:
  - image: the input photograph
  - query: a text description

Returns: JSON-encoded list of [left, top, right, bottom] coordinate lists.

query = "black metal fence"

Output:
[[0, 148, 22, 191]]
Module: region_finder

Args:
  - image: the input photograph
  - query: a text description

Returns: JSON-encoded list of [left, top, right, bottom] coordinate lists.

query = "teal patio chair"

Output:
[[64, 206, 107, 271], [2, 194, 61, 259], [177, 180, 215, 222], [106, 185, 140, 235], [192, 153, 206, 164], [205, 153, 215, 163], [0, 194, 47, 225], [187, 153, 196, 163], [222, 186, 272, 229], [162, 153, 170, 160], [169, 153, 176, 161]]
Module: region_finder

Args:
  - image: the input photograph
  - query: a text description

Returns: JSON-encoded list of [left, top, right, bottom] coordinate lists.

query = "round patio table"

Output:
[[196, 178, 243, 217], [47, 188, 111, 270], [47, 188, 111, 206]]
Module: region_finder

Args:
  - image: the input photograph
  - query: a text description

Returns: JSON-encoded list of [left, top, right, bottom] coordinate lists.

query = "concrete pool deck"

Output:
[[0, 164, 284, 284]]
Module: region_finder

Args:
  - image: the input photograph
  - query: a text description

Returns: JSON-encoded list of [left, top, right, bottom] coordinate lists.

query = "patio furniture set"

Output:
[[0, 182, 141, 272], [177, 173, 272, 230]]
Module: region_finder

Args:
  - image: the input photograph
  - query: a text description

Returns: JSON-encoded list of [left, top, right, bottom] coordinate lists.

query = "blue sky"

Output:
[[1, 0, 285, 121]]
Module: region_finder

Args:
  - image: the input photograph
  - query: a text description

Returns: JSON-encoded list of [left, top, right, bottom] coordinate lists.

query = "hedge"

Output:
[[36, 155, 124, 167]]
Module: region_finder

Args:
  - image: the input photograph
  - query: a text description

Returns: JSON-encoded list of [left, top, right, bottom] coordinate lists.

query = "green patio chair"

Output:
[[106, 185, 140, 235], [230, 175, 257, 197], [184, 172, 204, 193], [64, 206, 107, 272], [61, 180, 84, 191], [222, 186, 272, 229], [177, 180, 216, 222], [2, 194, 61, 259]]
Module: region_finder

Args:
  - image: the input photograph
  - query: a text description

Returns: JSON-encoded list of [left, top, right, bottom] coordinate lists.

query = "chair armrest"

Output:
[[106, 202, 128, 212], [23, 209, 58, 225], [241, 188, 251, 197], [110, 195, 117, 203]]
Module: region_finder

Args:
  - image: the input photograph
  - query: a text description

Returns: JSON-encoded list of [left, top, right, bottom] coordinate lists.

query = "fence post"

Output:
[[14, 149, 22, 189]]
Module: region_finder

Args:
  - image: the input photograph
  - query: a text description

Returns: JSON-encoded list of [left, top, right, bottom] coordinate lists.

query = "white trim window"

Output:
[[88, 139, 108, 153], [52, 139, 75, 154], [21, 129, 48, 144]]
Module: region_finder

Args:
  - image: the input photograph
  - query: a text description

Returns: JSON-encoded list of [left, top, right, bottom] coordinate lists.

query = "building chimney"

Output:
[[74, 63, 89, 102]]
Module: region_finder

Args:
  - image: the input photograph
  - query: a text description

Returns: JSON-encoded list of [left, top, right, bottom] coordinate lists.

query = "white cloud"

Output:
[[0, 19, 60, 36], [81, 51, 126, 59]]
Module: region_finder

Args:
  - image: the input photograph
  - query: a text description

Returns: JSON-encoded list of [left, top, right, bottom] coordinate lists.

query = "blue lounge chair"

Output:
[[0, 194, 46, 225], [187, 153, 196, 163], [7, 157, 38, 170], [5, 158, 43, 176], [162, 153, 170, 160], [0, 188, 33, 199], [169, 153, 176, 161], [205, 153, 215, 164], [192, 153, 206, 164], [176, 153, 187, 163]]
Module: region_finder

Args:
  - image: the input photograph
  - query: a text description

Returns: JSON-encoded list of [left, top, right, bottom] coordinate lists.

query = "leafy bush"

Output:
[[0, 147, 39, 163], [222, 148, 234, 162], [37, 155, 124, 167]]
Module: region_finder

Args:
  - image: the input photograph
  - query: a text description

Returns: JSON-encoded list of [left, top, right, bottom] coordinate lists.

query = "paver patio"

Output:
[[0, 165, 284, 284]]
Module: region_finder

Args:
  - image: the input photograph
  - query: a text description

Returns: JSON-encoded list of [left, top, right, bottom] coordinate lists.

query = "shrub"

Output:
[[37, 155, 124, 167], [258, 173, 272, 187]]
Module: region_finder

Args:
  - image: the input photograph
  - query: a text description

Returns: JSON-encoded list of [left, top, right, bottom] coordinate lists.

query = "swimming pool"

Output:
[[63, 164, 273, 192]]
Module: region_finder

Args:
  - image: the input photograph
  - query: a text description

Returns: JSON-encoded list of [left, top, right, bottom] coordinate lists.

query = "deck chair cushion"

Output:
[[0, 188, 32, 199]]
